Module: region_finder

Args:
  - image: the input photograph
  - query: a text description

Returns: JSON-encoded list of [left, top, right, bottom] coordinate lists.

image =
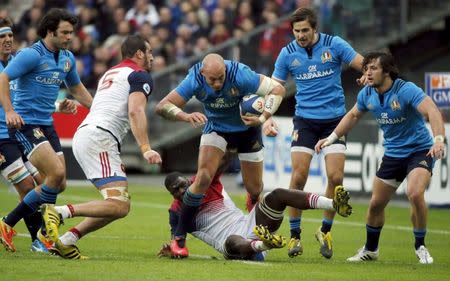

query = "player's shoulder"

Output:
[[319, 33, 336, 47], [282, 39, 298, 55], [128, 69, 152, 82]]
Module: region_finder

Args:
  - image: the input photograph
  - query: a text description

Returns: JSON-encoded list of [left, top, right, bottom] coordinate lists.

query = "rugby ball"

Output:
[[239, 94, 265, 116]]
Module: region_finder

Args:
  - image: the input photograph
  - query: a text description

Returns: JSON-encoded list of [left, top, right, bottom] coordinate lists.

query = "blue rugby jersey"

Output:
[[357, 79, 433, 157], [273, 33, 356, 119], [176, 60, 260, 133], [0, 55, 18, 139], [4, 40, 80, 125]]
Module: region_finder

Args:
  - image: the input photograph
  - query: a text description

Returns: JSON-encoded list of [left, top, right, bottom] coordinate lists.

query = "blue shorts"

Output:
[[215, 126, 263, 153], [291, 116, 346, 150], [0, 138, 26, 171], [376, 150, 434, 183], [9, 124, 62, 157]]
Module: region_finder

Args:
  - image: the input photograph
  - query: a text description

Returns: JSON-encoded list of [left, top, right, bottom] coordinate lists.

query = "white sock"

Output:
[[250, 240, 270, 252], [59, 231, 79, 246], [55, 205, 72, 220], [308, 194, 333, 210]]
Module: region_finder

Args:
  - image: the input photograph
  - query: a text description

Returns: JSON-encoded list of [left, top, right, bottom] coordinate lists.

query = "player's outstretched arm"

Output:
[[68, 83, 93, 109], [129, 92, 161, 164], [417, 96, 446, 159], [315, 104, 364, 153], [155, 90, 207, 128]]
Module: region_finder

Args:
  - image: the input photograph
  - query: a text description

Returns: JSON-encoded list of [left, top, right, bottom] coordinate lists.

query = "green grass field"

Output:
[[1, 183, 449, 281]]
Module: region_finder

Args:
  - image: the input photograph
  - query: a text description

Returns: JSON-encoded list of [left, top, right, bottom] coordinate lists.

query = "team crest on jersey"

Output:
[[230, 87, 239, 96], [63, 60, 71, 72], [367, 103, 373, 110], [390, 100, 401, 111], [33, 128, 44, 139], [292, 129, 298, 142], [0, 153, 5, 165], [143, 83, 151, 94], [321, 51, 332, 63]]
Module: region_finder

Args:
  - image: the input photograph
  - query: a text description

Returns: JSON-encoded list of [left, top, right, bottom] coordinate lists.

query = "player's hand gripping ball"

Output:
[[239, 94, 265, 116]]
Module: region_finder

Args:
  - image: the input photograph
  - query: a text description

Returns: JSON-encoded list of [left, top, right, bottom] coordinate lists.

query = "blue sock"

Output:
[[40, 184, 58, 204], [365, 224, 383, 251], [289, 217, 301, 239], [4, 200, 35, 228], [174, 189, 204, 241], [321, 218, 333, 233], [413, 229, 426, 250]]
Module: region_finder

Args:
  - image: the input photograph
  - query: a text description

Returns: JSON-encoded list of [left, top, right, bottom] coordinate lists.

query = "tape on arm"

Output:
[[160, 102, 182, 121]]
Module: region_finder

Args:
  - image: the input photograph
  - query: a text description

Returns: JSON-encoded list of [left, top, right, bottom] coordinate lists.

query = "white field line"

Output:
[[4, 191, 450, 237]]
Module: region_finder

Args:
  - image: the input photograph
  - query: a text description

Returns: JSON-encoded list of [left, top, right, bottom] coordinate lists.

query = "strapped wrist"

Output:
[[54, 102, 61, 112], [434, 135, 445, 143]]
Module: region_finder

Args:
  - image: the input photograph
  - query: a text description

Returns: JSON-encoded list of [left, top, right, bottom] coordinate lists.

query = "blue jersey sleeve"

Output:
[[356, 87, 369, 112], [175, 64, 201, 101], [272, 48, 289, 81], [404, 82, 426, 108], [235, 63, 260, 94], [64, 52, 81, 87], [333, 36, 357, 65], [128, 70, 153, 98], [3, 48, 41, 80]]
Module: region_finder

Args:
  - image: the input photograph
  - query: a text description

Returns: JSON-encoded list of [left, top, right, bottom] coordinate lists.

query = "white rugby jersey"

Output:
[[80, 59, 153, 143], [192, 190, 258, 255]]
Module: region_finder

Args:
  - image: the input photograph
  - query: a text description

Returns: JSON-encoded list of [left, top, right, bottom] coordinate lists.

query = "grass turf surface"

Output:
[[1, 183, 449, 281]]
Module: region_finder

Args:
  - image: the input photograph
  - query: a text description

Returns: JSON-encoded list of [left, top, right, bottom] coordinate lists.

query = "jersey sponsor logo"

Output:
[[290, 58, 301, 67], [0, 153, 5, 165], [295, 68, 335, 80], [321, 51, 332, 63], [9, 80, 17, 91], [390, 100, 401, 111], [143, 83, 151, 94], [33, 128, 45, 139], [377, 112, 406, 125], [35, 72, 63, 85], [209, 97, 239, 109], [63, 60, 71, 72]]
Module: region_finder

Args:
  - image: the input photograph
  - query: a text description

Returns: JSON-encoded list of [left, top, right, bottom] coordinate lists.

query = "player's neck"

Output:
[[375, 79, 393, 94], [42, 38, 58, 52], [0, 53, 9, 63]]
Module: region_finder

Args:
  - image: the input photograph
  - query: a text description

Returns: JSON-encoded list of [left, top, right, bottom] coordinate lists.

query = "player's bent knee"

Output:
[[259, 192, 285, 219]]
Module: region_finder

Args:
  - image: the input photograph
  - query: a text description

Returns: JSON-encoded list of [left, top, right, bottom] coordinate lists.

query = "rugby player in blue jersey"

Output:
[[263, 7, 366, 259], [156, 53, 286, 257], [0, 9, 92, 245], [316, 52, 445, 264], [0, 16, 76, 253]]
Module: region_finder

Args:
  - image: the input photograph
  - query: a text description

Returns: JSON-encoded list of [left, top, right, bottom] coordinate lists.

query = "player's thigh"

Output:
[[0, 139, 31, 189], [73, 126, 125, 180], [405, 150, 433, 196], [370, 177, 397, 210], [198, 132, 226, 173]]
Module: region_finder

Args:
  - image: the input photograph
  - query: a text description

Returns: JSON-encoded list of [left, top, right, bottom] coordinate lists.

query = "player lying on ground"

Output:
[[158, 172, 352, 260]]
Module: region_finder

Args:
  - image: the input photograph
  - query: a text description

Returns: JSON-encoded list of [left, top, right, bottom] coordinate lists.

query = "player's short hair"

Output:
[[37, 8, 78, 38], [121, 35, 149, 59], [164, 172, 185, 193], [363, 52, 399, 80], [0, 17, 13, 28], [290, 7, 318, 29]]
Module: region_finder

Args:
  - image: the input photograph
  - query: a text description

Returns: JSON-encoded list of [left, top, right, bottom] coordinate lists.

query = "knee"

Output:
[[195, 170, 213, 191], [291, 171, 307, 189], [48, 165, 65, 188], [407, 189, 425, 205], [327, 171, 344, 187], [109, 200, 131, 219], [368, 198, 385, 215]]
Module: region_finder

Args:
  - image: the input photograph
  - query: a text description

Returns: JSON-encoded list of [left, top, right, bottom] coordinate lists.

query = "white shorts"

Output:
[[72, 125, 126, 180]]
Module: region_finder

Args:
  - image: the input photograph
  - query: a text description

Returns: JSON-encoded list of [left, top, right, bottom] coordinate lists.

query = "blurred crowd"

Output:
[[0, 0, 393, 89]]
